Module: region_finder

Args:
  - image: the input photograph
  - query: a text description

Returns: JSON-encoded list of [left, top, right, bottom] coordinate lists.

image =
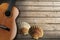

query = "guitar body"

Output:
[[0, 3, 19, 40]]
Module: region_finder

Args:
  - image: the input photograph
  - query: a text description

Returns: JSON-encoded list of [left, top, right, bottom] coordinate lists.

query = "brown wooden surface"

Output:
[[16, 0, 60, 40]]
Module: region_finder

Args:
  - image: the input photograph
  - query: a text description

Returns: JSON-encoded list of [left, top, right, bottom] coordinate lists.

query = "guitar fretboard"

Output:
[[7, 0, 16, 12]]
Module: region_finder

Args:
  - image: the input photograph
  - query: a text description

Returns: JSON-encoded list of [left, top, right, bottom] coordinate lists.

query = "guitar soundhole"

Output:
[[5, 11, 11, 17]]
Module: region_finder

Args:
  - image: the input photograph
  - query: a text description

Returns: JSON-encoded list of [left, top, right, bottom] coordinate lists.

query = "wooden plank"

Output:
[[16, 0, 60, 39], [16, 2, 53, 5], [16, 2, 60, 6], [16, 2, 60, 12], [20, 12, 60, 18], [16, 4, 60, 7], [17, 6, 60, 11], [18, 23, 60, 30], [17, 18, 60, 23], [43, 31, 60, 38], [17, 0, 60, 2], [17, 31, 60, 38], [15, 38, 60, 40]]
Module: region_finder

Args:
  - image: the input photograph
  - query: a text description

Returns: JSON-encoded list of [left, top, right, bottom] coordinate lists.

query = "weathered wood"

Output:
[[16, 0, 60, 39], [16, 2, 60, 6], [17, 18, 60, 23], [15, 38, 60, 40], [16, 2, 53, 5], [17, 23, 60, 30], [19, 12, 60, 18], [17, 0, 60, 2], [17, 6, 60, 11], [17, 31, 60, 38], [15, 2, 60, 12]]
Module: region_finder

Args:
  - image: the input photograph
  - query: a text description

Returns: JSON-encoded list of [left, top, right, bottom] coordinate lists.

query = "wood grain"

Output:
[[18, 6, 59, 11], [17, 23, 60, 30], [19, 12, 60, 18], [16, 2, 60, 6], [17, 31, 60, 38], [16, 0, 60, 39], [17, 0, 60, 2], [16, 2, 60, 12], [17, 18, 60, 23]]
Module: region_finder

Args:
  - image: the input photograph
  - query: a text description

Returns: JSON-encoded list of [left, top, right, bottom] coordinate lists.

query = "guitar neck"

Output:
[[7, 0, 16, 12], [0, 0, 3, 4]]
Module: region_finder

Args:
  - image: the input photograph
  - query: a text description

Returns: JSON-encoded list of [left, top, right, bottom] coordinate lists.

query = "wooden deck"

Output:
[[15, 0, 60, 40]]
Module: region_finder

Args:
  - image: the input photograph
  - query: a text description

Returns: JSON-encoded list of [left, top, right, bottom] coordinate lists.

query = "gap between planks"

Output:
[[17, 0, 60, 2]]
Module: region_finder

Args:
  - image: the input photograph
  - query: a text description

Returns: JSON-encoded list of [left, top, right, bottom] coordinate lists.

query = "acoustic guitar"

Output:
[[0, 0, 19, 40]]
